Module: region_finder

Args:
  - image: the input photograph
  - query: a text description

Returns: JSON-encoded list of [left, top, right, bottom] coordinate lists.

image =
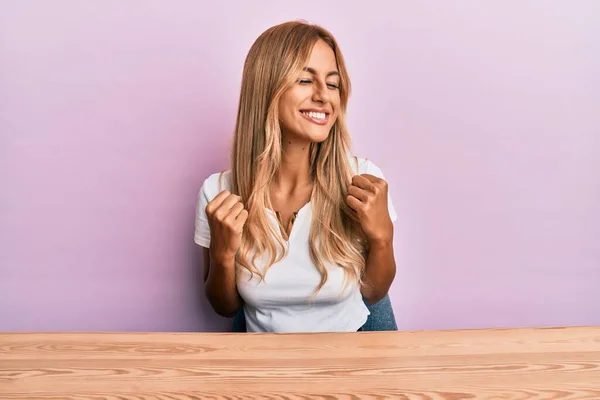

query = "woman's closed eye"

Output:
[[298, 79, 339, 89]]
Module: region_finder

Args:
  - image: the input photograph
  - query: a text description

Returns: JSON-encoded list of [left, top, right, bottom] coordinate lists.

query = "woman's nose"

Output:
[[312, 81, 330, 103]]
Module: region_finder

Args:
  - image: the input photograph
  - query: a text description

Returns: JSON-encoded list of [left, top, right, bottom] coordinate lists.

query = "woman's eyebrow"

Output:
[[303, 67, 340, 77]]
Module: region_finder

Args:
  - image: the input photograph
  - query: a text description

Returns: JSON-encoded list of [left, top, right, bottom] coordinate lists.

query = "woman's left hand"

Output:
[[346, 174, 393, 246]]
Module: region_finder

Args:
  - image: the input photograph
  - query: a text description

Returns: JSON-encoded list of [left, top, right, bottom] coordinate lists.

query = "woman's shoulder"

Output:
[[198, 169, 233, 201]]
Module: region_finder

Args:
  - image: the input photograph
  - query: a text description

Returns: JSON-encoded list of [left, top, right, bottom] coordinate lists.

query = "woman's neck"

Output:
[[274, 139, 313, 194]]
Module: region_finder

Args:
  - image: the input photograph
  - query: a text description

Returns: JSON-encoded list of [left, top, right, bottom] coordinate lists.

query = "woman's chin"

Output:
[[308, 134, 330, 143], [282, 126, 333, 145], [305, 127, 333, 143]]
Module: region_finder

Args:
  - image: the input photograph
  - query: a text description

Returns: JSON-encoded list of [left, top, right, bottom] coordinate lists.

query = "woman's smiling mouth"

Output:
[[300, 110, 329, 125]]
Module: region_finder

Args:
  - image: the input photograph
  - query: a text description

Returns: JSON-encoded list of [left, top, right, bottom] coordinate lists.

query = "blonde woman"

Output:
[[194, 21, 398, 332]]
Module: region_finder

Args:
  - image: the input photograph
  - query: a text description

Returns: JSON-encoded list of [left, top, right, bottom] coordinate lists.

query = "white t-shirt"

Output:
[[194, 156, 397, 332]]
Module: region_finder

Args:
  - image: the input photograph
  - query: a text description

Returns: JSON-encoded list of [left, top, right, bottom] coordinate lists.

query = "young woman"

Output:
[[194, 21, 398, 332]]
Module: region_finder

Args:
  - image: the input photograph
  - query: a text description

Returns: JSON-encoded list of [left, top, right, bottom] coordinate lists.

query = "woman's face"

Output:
[[278, 39, 341, 144]]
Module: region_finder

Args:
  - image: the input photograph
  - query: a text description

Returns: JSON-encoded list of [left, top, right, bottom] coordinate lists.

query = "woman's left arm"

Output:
[[346, 173, 397, 304], [362, 236, 396, 304]]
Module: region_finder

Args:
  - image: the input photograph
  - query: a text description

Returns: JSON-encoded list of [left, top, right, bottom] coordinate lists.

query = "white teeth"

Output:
[[302, 111, 326, 120]]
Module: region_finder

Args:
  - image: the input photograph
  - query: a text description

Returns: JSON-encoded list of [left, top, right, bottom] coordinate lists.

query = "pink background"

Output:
[[1, 1, 599, 332]]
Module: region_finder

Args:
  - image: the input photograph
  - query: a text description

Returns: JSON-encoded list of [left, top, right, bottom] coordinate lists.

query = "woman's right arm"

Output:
[[203, 190, 248, 318]]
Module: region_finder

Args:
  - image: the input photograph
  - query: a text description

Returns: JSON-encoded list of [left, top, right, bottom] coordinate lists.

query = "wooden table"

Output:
[[1, 327, 599, 399]]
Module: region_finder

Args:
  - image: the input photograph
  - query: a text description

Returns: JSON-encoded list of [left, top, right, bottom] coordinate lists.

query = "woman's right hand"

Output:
[[205, 190, 248, 265]]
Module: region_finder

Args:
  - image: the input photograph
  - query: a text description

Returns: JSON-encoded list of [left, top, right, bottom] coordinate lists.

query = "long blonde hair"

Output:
[[230, 20, 368, 293]]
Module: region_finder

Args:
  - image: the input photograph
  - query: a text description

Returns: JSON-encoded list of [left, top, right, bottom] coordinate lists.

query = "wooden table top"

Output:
[[1, 327, 599, 399]]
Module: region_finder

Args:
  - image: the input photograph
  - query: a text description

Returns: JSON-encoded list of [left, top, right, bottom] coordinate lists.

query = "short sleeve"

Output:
[[194, 171, 232, 248], [355, 157, 398, 223], [194, 182, 212, 248]]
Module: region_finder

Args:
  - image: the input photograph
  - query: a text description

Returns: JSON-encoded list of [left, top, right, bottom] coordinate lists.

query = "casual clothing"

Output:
[[194, 156, 397, 333]]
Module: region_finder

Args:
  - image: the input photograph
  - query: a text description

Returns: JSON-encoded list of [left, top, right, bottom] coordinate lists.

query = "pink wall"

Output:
[[1, 1, 599, 332]]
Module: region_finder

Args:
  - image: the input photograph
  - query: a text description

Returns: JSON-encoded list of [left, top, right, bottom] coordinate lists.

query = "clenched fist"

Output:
[[346, 174, 393, 245], [205, 190, 248, 264]]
